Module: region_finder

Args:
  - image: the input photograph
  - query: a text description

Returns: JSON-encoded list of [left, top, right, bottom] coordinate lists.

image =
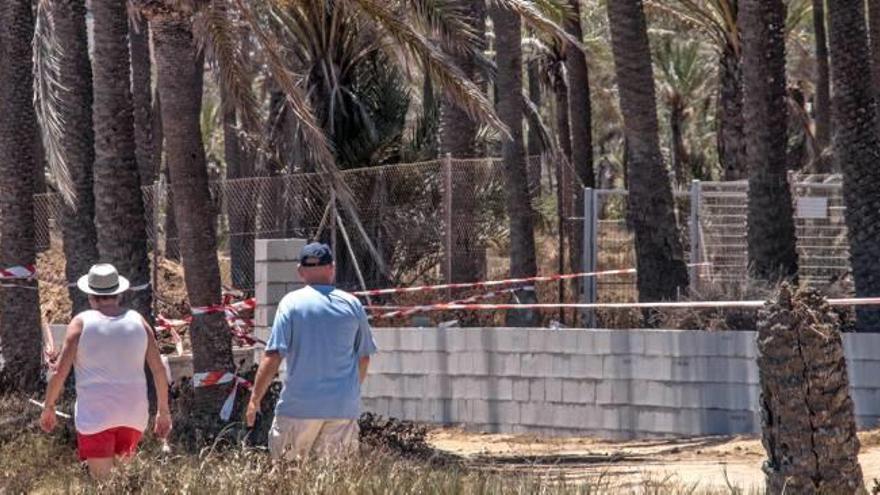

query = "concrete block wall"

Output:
[[254, 238, 306, 345], [362, 328, 880, 439]]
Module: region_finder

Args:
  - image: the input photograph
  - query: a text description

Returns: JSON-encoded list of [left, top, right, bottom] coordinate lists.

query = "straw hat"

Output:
[[76, 264, 130, 296]]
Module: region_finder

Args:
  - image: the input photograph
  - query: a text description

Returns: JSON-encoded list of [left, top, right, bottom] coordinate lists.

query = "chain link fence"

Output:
[[34, 158, 539, 302]]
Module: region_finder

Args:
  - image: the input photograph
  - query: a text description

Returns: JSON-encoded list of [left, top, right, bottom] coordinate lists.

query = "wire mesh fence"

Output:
[[590, 174, 851, 306], [33, 157, 535, 301]]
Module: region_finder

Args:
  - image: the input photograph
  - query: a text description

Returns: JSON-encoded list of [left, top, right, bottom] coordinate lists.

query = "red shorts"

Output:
[[77, 427, 143, 460]]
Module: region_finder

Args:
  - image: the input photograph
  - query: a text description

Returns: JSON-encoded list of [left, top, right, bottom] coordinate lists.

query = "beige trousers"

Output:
[[268, 416, 359, 461]]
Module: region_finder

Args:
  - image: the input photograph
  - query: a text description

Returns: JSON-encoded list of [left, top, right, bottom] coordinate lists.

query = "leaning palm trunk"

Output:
[[606, 0, 688, 303], [91, 0, 153, 321], [826, 0, 880, 331], [50, 0, 100, 315], [717, 45, 746, 181], [491, 3, 539, 326], [0, 0, 44, 391], [150, 15, 233, 379], [741, 0, 798, 282]]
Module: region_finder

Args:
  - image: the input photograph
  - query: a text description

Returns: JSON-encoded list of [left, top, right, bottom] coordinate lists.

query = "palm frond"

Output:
[[351, 0, 510, 138], [488, 0, 584, 52], [33, 0, 75, 206], [404, 0, 480, 56]]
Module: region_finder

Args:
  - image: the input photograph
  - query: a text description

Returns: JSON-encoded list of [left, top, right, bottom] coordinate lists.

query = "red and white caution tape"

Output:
[[192, 370, 253, 421], [371, 286, 534, 321], [367, 296, 880, 313], [353, 263, 711, 298], [0, 265, 36, 279]]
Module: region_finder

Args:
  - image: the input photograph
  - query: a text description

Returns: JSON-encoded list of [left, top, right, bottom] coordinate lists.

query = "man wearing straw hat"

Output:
[[246, 242, 377, 460], [39, 264, 172, 479]]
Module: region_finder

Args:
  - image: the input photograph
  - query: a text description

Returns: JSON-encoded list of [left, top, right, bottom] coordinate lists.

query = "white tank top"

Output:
[[73, 309, 149, 434]]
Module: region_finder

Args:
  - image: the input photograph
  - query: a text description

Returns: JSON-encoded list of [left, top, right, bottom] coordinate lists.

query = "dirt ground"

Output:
[[429, 428, 880, 491]]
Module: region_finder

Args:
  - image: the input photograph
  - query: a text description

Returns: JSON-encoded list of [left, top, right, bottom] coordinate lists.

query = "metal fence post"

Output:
[[582, 188, 597, 328], [443, 153, 453, 297], [689, 180, 702, 290]]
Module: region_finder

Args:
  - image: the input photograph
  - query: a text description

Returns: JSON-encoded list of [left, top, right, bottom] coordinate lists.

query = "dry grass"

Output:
[[0, 395, 755, 494]]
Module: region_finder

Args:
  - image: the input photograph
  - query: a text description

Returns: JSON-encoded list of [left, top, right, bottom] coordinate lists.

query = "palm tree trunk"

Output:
[[813, 0, 832, 161], [50, 0, 100, 315], [491, 4, 539, 326], [563, 1, 594, 312], [564, 0, 594, 190], [717, 44, 747, 181], [526, 60, 542, 197], [91, 0, 153, 320], [606, 0, 688, 302], [826, 0, 880, 331], [867, 0, 880, 111], [151, 15, 233, 373], [440, 0, 486, 284], [222, 84, 255, 290], [0, 0, 44, 391], [670, 102, 688, 188], [131, 14, 156, 187], [741, 0, 798, 281]]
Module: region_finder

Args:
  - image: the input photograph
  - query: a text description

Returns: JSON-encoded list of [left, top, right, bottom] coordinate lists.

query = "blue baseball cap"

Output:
[[299, 242, 334, 267]]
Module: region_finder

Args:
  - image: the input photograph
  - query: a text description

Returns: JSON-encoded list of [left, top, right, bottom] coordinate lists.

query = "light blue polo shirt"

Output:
[[266, 284, 378, 419]]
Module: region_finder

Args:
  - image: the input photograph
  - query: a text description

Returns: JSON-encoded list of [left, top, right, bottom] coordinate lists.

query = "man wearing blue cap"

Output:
[[246, 242, 377, 459]]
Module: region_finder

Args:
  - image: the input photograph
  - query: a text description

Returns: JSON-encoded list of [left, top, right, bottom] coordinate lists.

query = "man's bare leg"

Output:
[[86, 457, 114, 480]]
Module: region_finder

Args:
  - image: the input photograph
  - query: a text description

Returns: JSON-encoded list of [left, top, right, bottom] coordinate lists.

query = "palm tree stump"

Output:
[[757, 286, 864, 494]]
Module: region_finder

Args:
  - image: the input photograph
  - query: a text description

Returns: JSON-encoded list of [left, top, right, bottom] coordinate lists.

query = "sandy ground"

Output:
[[430, 428, 880, 491]]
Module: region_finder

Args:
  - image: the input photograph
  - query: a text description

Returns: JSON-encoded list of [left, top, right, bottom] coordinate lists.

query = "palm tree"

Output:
[[826, 0, 880, 331], [741, 0, 798, 281], [46, 0, 100, 315], [0, 0, 44, 391], [606, 0, 689, 302], [91, 0, 154, 321], [654, 37, 714, 188], [868, 1, 880, 111], [563, 0, 594, 189], [491, 2, 539, 325], [147, 13, 234, 376], [131, 13, 156, 187], [812, 0, 831, 157]]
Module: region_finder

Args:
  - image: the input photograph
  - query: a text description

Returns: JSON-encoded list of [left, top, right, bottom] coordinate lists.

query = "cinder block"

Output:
[[849, 360, 880, 388], [447, 330, 470, 352], [495, 401, 520, 424], [715, 332, 758, 358], [513, 379, 530, 401], [844, 334, 880, 360], [495, 353, 521, 376], [256, 283, 293, 308], [551, 355, 571, 376], [592, 331, 644, 355], [372, 328, 399, 350], [254, 238, 306, 262], [530, 379, 545, 401], [559, 331, 582, 354], [400, 352, 427, 374], [255, 261, 299, 284], [373, 352, 403, 374], [521, 353, 553, 377], [569, 355, 604, 379], [419, 328, 442, 351], [527, 329, 551, 353], [596, 379, 634, 405], [398, 330, 422, 351], [490, 378, 514, 401], [255, 305, 278, 328], [561, 380, 596, 404], [494, 329, 529, 352], [470, 352, 491, 375], [545, 378, 562, 402]]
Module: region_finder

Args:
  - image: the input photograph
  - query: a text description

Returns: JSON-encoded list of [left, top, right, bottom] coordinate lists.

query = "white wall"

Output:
[[362, 328, 880, 439]]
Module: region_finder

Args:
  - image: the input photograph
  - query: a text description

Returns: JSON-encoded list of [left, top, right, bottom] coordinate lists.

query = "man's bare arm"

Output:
[[246, 352, 282, 426], [44, 318, 82, 408], [359, 356, 370, 384]]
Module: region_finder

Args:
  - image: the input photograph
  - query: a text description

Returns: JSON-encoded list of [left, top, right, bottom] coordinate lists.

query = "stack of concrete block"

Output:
[[254, 238, 306, 346], [361, 327, 880, 439]]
